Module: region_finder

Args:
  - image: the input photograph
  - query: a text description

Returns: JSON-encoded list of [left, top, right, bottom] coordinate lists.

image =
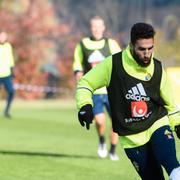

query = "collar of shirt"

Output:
[[122, 45, 154, 81]]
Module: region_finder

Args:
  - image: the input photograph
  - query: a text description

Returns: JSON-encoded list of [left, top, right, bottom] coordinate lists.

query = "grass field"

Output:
[[0, 99, 179, 180]]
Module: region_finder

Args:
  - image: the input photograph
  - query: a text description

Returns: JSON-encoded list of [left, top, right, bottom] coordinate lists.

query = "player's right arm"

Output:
[[76, 55, 112, 130], [73, 43, 84, 81], [76, 55, 112, 110]]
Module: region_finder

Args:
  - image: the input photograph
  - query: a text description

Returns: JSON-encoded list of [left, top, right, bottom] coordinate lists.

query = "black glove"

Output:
[[175, 125, 180, 139], [78, 104, 94, 130]]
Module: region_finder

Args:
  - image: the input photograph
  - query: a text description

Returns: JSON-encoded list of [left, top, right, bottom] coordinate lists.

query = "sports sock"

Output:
[[99, 135, 105, 144], [110, 144, 116, 154]]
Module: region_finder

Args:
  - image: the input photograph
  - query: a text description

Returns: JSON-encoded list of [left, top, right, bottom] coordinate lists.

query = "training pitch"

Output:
[[0, 99, 179, 180]]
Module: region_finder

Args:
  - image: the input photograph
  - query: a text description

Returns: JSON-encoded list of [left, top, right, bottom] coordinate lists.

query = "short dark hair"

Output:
[[130, 22, 155, 45]]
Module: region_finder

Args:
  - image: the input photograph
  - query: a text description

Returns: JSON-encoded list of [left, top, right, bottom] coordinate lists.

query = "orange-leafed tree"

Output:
[[0, 0, 70, 99]]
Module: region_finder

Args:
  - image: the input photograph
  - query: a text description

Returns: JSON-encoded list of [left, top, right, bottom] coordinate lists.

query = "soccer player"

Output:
[[0, 31, 15, 118], [76, 22, 180, 179], [73, 16, 121, 160]]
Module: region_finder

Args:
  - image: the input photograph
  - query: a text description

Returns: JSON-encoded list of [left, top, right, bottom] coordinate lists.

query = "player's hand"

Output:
[[175, 125, 180, 139], [78, 104, 93, 130]]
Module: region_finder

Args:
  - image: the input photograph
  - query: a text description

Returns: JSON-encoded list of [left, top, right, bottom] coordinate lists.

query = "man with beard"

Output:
[[76, 22, 180, 179]]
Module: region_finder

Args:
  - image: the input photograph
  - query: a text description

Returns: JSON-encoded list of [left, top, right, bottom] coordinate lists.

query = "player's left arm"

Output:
[[76, 56, 112, 130], [76, 56, 112, 110], [73, 43, 84, 81], [108, 39, 121, 54], [160, 68, 180, 138]]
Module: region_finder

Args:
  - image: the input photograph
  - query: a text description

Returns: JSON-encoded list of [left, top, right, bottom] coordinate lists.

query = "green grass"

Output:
[[0, 99, 179, 180]]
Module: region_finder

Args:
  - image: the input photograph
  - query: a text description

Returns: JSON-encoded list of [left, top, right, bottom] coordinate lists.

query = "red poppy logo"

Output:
[[131, 101, 147, 117]]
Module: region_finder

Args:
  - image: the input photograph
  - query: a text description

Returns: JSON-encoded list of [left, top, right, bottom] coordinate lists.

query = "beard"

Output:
[[132, 50, 151, 67]]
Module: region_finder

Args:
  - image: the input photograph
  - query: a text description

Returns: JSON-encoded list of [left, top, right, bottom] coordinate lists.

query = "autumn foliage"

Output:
[[0, 0, 73, 99], [1, 0, 179, 99]]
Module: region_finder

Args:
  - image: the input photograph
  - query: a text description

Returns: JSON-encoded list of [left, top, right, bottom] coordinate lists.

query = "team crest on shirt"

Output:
[[145, 73, 151, 81]]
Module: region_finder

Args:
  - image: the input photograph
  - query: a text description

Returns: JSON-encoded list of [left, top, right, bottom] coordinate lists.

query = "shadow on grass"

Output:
[[0, 150, 98, 159]]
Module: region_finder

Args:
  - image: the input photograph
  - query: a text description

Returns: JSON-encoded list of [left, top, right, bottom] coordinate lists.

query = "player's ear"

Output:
[[129, 42, 133, 50]]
